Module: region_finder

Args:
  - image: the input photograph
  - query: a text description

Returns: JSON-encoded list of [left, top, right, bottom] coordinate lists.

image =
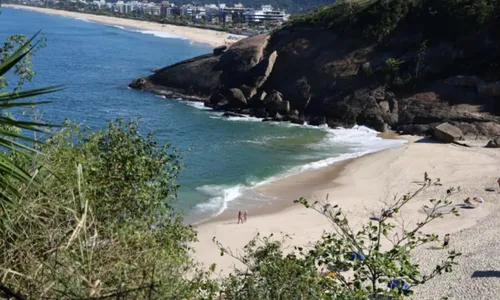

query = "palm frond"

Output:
[[0, 85, 64, 102], [0, 30, 41, 77], [0, 31, 62, 203]]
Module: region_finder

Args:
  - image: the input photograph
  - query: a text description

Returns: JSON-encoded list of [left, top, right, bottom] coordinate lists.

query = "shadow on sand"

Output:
[[472, 271, 500, 278]]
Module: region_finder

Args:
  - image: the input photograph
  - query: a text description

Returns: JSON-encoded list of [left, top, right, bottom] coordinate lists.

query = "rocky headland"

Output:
[[130, 0, 500, 143]]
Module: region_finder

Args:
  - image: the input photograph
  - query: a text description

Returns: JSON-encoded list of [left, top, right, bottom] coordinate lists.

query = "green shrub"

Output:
[[0, 119, 215, 299], [280, 0, 499, 41]]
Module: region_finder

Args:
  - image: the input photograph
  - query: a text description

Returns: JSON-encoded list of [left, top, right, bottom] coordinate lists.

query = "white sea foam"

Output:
[[112, 25, 125, 29], [195, 184, 243, 217], [168, 97, 213, 110], [224, 115, 263, 122], [192, 125, 406, 218], [136, 30, 187, 40], [293, 126, 405, 173], [75, 17, 91, 23], [184, 100, 212, 110]]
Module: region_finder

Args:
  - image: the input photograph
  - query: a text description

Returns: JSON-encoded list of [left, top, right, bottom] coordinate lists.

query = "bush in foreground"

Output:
[[0, 120, 217, 299]]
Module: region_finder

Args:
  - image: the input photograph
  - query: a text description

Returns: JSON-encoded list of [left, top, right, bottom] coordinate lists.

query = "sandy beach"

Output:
[[6, 5, 244, 47], [195, 136, 500, 298]]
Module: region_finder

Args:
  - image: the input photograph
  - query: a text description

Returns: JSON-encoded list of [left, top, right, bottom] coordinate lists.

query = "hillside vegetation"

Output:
[[289, 0, 500, 42]]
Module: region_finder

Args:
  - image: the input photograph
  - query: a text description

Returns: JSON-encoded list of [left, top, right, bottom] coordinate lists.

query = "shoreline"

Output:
[[193, 135, 500, 296], [5, 4, 245, 47], [192, 158, 351, 226], [191, 131, 404, 226], [189, 128, 405, 226]]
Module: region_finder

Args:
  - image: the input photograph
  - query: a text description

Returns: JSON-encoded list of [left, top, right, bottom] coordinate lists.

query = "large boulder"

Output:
[[357, 96, 388, 132], [485, 137, 500, 148], [129, 77, 148, 90], [214, 34, 270, 87], [248, 90, 267, 108], [378, 100, 390, 116], [214, 99, 229, 111], [209, 91, 225, 105], [386, 92, 399, 125], [247, 51, 278, 88], [148, 53, 221, 97], [264, 91, 290, 116], [292, 77, 312, 111], [223, 88, 247, 108], [213, 45, 227, 56], [433, 122, 464, 143], [253, 108, 269, 118], [239, 85, 257, 99], [370, 86, 385, 101]]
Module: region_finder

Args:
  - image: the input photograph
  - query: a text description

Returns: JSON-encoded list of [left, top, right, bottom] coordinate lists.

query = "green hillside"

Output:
[[288, 0, 500, 41]]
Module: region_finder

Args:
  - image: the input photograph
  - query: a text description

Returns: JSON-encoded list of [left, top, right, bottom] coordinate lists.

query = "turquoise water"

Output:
[[1, 7, 404, 221]]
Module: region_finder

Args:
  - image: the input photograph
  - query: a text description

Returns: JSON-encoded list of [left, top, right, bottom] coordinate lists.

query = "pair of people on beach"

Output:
[[237, 210, 247, 224], [464, 196, 485, 208], [424, 172, 431, 185]]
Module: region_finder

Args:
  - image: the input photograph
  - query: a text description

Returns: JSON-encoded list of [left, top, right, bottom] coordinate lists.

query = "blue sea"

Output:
[[1, 7, 404, 222]]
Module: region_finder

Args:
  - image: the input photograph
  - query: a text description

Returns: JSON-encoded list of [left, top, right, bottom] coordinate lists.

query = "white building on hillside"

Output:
[[244, 5, 287, 23]]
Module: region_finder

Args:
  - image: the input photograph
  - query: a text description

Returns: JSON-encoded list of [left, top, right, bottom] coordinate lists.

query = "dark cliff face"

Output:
[[130, 1, 500, 138]]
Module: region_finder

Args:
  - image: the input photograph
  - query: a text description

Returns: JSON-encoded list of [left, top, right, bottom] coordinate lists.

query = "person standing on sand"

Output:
[[243, 210, 248, 223], [497, 177, 500, 189], [443, 233, 450, 248], [424, 172, 431, 185], [237, 211, 242, 224]]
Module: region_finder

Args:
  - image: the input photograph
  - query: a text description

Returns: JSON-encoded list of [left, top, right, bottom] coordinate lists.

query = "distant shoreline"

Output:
[[5, 4, 246, 47]]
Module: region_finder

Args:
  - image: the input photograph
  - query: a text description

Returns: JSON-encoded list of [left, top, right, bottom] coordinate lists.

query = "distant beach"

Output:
[[5, 4, 245, 47]]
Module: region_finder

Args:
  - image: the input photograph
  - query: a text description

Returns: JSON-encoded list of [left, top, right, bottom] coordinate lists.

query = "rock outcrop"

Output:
[[130, 1, 500, 139], [213, 45, 227, 56], [433, 123, 464, 143], [485, 138, 500, 148], [224, 88, 247, 108]]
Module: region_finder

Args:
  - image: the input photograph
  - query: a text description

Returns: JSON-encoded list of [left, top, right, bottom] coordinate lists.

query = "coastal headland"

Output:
[[6, 4, 245, 47], [130, 1, 500, 139]]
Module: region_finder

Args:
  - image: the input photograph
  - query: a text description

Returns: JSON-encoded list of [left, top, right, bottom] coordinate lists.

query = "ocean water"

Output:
[[1, 7, 405, 222]]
